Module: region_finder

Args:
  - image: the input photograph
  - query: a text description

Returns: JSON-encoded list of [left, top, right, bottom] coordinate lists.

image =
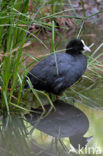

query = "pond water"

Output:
[[1, 21, 103, 155]]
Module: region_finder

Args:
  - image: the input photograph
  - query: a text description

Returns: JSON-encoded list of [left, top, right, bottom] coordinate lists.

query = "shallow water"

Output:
[[0, 101, 103, 155], [1, 21, 103, 155]]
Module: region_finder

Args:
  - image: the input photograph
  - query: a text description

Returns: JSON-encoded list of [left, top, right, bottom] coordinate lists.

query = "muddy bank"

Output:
[[28, 0, 103, 34]]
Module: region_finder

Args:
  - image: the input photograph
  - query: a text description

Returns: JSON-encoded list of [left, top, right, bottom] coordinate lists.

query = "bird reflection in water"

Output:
[[25, 100, 93, 149]]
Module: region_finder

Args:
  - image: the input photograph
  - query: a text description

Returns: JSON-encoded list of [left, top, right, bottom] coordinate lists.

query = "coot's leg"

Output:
[[56, 95, 60, 100]]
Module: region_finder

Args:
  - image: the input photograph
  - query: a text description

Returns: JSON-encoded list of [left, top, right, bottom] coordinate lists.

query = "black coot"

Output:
[[25, 39, 91, 95]]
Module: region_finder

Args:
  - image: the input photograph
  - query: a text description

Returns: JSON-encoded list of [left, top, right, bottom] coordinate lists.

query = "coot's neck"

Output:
[[66, 49, 81, 55]]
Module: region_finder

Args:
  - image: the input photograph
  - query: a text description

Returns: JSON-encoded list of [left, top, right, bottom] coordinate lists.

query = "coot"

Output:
[[25, 39, 91, 95]]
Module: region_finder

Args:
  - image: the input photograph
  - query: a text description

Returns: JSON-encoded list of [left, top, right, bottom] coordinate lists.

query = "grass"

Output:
[[0, 0, 103, 115]]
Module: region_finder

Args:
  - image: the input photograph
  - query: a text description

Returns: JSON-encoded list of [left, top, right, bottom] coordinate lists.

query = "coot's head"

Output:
[[66, 39, 91, 54]]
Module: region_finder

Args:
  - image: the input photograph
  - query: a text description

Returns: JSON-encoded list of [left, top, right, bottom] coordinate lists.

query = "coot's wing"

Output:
[[26, 54, 63, 92], [26, 53, 87, 94], [28, 54, 60, 82]]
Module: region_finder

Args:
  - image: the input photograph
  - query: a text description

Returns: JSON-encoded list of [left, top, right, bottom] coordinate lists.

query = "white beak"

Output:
[[83, 45, 91, 52], [81, 40, 91, 52]]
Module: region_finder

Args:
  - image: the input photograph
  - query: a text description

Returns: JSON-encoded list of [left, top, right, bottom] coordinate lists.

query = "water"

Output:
[[1, 22, 103, 155]]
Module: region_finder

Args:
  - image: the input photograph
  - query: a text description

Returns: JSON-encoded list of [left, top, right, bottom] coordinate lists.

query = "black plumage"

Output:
[[25, 39, 91, 95]]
